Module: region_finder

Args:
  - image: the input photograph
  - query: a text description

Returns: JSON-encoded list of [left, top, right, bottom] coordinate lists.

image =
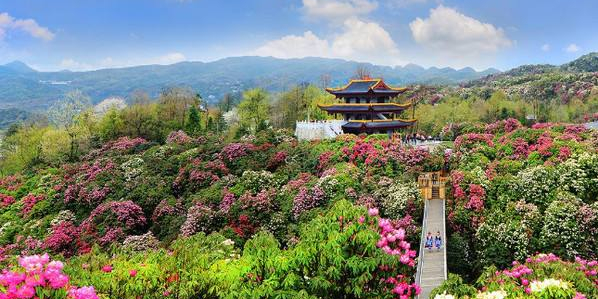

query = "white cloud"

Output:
[[302, 0, 377, 22], [254, 31, 330, 59], [254, 18, 402, 66], [0, 12, 54, 41], [155, 52, 186, 64], [409, 5, 512, 68], [565, 43, 579, 53], [541, 44, 550, 51]]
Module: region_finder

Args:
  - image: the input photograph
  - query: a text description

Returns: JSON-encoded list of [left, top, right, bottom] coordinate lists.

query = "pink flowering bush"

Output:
[[20, 194, 45, 216], [179, 203, 215, 237], [454, 133, 494, 152], [0, 253, 98, 299], [0, 194, 15, 208], [291, 186, 327, 219], [165, 130, 192, 144], [79, 201, 146, 246], [104, 136, 148, 152], [433, 253, 597, 299], [220, 143, 253, 162]]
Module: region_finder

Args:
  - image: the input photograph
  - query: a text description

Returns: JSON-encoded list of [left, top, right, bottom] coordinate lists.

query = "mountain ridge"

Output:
[[0, 56, 498, 111]]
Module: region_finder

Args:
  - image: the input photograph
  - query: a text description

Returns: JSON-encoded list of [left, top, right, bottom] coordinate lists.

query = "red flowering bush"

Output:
[[21, 194, 45, 216], [43, 221, 80, 257], [342, 138, 387, 166], [0, 194, 15, 208]]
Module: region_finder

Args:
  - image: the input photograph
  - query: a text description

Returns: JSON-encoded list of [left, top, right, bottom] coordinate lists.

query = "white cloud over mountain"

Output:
[[0, 12, 54, 41], [254, 18, 402, 66], [409, 5, 512, 68], [410, 5, 512, 54]]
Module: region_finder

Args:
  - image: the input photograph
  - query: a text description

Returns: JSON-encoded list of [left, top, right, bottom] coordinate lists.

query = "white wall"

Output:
[[295, 120, 346, 140]]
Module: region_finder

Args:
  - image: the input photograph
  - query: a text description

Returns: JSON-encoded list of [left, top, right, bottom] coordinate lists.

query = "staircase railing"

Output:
[[442, 199, 447, 280], [415, 198, 430, 296]]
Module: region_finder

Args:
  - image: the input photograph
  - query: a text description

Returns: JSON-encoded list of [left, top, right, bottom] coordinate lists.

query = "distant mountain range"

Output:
[[0, 56, 499, 111], [0, 53, 596, 129]]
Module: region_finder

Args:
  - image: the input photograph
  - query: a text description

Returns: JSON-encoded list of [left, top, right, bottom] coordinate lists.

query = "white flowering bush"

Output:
[[558, 152, 598, 199], [49, 210, 76, 227], [240, 170, 281, 192], [122, 231, 160, 251], [528, 278, 577, 298], [515, 165, 558, 208], [376, 181, 422, 219], [121, 156, 144, 182], [433, 292, 456, 299], [540, 198, 584, 259], [475, 219, 531, 267], [475, 290, 506, 299]]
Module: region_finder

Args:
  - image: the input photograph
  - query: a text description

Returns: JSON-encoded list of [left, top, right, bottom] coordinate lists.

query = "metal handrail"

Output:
[[415, 198, 430, 297], [442, 198, 447, 280]]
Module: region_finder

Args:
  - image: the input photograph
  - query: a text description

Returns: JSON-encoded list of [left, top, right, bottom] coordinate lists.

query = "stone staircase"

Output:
[[415, 198, 447, 299]]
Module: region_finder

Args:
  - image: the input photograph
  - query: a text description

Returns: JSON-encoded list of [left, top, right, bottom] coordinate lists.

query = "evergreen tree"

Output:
[[185, 106, 202, 136]]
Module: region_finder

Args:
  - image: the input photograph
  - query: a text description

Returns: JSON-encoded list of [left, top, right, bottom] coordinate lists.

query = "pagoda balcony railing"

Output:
[[318, 103, 411, 108], [347, 118, 417, 123]]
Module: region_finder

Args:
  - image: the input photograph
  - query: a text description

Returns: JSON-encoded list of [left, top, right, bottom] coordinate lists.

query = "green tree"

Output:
[[238, 88, 270, 132], [48, 90, 93, 160], [98, 107, 125, 141], [185, 105, 202, 136]]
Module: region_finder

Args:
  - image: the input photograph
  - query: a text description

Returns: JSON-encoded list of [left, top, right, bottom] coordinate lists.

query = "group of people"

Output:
[[425, 231, 442, 250]]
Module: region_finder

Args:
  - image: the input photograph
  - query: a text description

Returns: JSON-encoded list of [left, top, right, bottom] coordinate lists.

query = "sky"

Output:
[[0, 0, 597, 71]]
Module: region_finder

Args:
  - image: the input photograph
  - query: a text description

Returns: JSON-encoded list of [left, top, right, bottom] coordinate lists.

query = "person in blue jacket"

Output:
[[434, 231, 442, 250]]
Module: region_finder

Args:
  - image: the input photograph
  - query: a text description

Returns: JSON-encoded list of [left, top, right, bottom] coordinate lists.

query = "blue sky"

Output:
[[0, 0, 596, 71]]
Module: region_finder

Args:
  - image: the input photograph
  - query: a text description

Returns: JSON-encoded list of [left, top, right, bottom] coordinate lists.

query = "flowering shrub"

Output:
[[0, 253, 98, 299], [165, 130, 192, 144], [454, 133, 494, 152], [180, 203, 215, 237], [291, 186, 327, 219], [104, 136, 147, 152], [239, 170, 279, 193], [220, 143, 253, 162], [122, 231, 160, 251], [0, 194, 15, 208], [80, 201, 146, 246], [20, 193, 45, 216], [120, 157, 144, 182], [432, 253, 597, 299], [43, 220, 80, 256], [376, 181, 422, 219]]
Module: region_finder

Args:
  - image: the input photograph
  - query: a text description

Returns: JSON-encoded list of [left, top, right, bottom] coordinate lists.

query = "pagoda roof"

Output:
[[342, 119, 416, 132], [318, 103, 411, 114], [326, 79, 407, 96]]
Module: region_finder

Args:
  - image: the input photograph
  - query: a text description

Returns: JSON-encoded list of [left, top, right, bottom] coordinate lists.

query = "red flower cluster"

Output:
[[21, 194, 45, 216], [0, 193, 15, 208]]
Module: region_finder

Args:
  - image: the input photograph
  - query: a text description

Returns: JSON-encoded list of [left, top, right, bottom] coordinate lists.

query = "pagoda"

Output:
[[318, 78, 416, 135]]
